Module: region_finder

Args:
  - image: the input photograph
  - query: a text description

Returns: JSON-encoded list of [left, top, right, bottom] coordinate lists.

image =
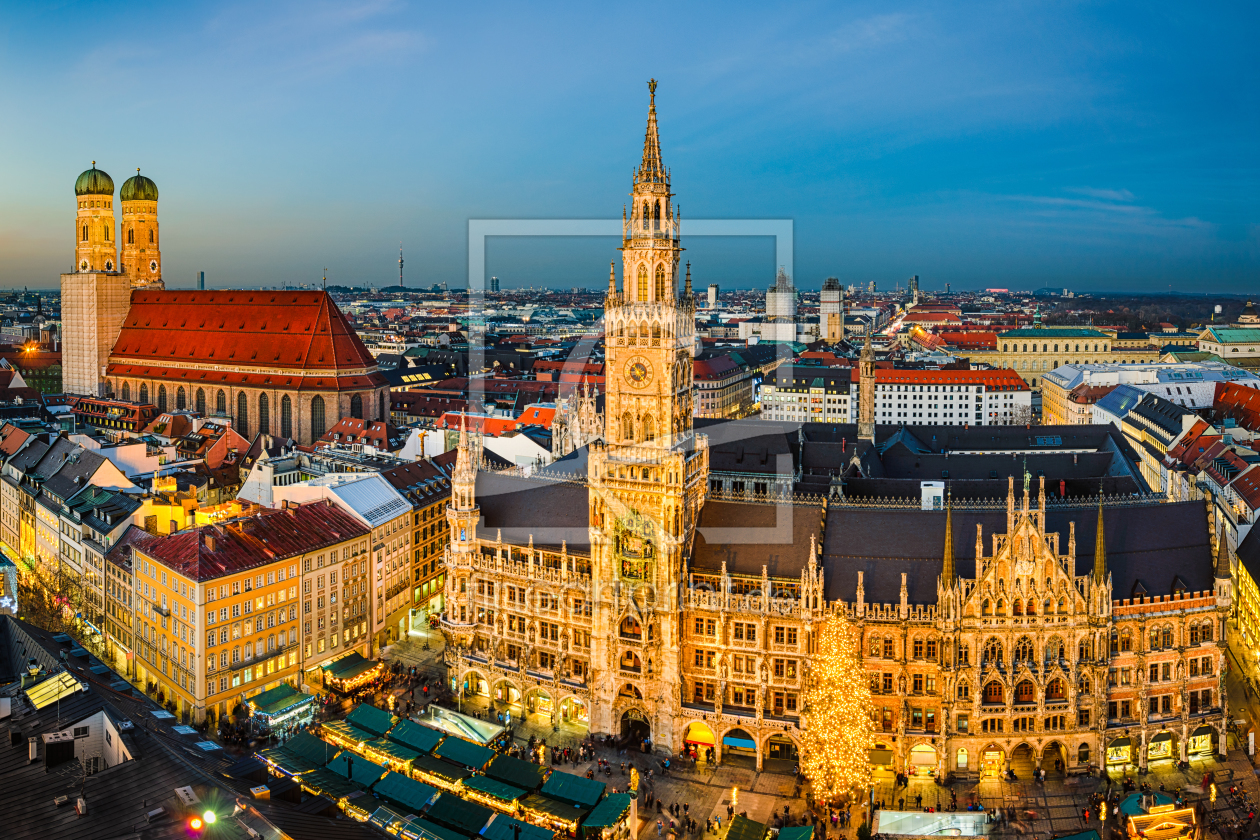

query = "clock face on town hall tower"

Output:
[[625, 356, 652, 387]]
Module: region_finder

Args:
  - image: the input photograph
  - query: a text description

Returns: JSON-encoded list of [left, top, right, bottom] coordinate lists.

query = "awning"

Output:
[[1192, 725, 1215, 738], [248, 683, 315, 718], [910, 750, 936, 766], [722, 735, 757, 751], [462, 774, 526, 804], [1150, 731, 1173, 744], [322, 651, 381, 683], [1109, 737, 1132, 749], [869, 748, 894, 765]]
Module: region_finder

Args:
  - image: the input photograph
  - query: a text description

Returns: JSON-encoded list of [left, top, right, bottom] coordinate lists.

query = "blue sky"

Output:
[[1, 1, 1257, 292]]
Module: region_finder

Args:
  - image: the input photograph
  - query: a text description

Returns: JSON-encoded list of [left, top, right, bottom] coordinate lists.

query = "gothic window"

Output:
[[1200, 621, 1213, 642], [149, 229, 154, 244], [351, 394, 363, 419], [1079, 676, 1090, 694], [637, 264, 648, 302], [1161, 627, 1173, 648], [216, 389, 226, 414], [104, 226, 109, 241], [122, 382, 130, 401], [1012, 599, 1023, 616], [995, 599, 1006, 616], [311, 395, 327, 439], [957, 681, 969, 699], [1046, 678, 1066, 700], [653, 200, 661, 230], [82, 225, 88, 242], [378, 391, 386, 421], [982, 681, 1003, 704], [281, 395, 293, 438], [642, 414, 655, 442], [654, 265, 666, 300], [195, 388, 206, 415], [127, 228, 134, 244], [1044, 636, 1065, 663], [642, 202, 650, 230], [622, 412, 633, 442], [1044, 598, 1053, 615], [983, 638, 1003, 668], [1025, 599, 1036, 615], [236, 391, 249, 438], [1109, 630, 1119, 654], [651, 324, 661, 346], [258, 392, 270, 435], [1014, 680, 1035, 703], [139, 383, 149, 404], [1014, 637, 1033, 664], [175, 386, 186, 410], [1120, 631, 1132, 652], [1057, 597, 1066, 613]]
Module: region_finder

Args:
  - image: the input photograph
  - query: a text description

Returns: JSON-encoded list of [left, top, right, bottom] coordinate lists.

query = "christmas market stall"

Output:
[[1125, 798, 1196, 840], [423, 791, 494, 837], [322, 651, 385, 693], [399, 816, 470, 840], [483, 813, 559, 840], [258, 730, 340, 778], [484, 754, 549, 793], [461, 774, 527, 814], [360, 736, 423, 774], [388, 719, 446, 755], [580, 793, 635, 840], [372, 771, 439, 816], [432, 735, 496, 772], [410, 751, 474, 792], [778, 828, 814, 840], [519, 771, 606, 835], [723, 815, 769, 840], [248, 682, 315, 734], [326, 751, 390, 819]]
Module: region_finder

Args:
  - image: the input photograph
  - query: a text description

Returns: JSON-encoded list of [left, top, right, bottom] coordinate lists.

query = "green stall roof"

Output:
[[299, 767, 363, 800], [322, 720, 380, 746], [345, 702, 397, 736], [425, 792, 493, 836], [327, 752, 388, 787], [482, 814, 557, 840], [462, 774, 526, 803], [485, 754, 548, 791], [433, 735, 495, 770], [540, 771, 605, 808], [520, 793, 589, 824], [372, 771, 438, 814], [367, 737, 422, 766], [584, 793, 632, 830], [411, 752, 473, 784], [402, 817, 470, 840], [323, 651, 380, 681], [390, 719, 446, 754], [725, 815, 769, 840], [778, 828, 814, 840], [249, 683, 314, 717]]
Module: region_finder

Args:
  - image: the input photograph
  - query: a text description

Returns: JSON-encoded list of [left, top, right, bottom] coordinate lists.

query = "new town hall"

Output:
[[441, 83, 1230, 779]]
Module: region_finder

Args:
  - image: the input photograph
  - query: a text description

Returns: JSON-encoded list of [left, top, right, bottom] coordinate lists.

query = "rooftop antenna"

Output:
[[322, 268, 327, 290]]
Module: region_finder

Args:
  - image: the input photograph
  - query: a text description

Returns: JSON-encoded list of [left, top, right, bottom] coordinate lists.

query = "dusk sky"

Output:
[[2, 1, 1257, 292]]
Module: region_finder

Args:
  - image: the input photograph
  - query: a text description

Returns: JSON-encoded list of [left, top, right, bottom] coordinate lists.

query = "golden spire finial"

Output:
[[648, 78, 657, 97]]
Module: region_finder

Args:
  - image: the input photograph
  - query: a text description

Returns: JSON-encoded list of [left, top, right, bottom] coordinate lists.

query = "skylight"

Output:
[[25, 670, 83, 710]]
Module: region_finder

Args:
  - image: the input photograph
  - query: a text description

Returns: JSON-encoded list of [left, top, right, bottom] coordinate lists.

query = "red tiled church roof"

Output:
[[107, 291, 383, 384]]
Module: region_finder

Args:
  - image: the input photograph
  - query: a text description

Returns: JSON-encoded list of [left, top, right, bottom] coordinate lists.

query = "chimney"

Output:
[[205, 534, 216, 552]]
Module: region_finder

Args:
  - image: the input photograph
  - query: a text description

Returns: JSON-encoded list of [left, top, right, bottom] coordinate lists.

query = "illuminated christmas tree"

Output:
[[800, 607, 873, 804]]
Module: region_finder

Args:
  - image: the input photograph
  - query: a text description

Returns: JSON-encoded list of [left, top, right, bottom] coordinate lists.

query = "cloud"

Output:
[[1064, 187, 1136, 202], [1001, 191, 1210, 232]]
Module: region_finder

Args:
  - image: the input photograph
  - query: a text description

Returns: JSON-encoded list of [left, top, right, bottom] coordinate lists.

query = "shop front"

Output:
[[1107, 737, 1133, 767], [767, 734, 798, 761], [869, 745, 895, 777], [909, 744, 937, 777], [248, 682, 315, 737], [1189, 725, 1215, 757], [1147, 731, 1174, 763], [683, 721, 716, 760], [981, 747, 1005, 778], [322, 651, 385, 694], [559, 696, 588, 725]]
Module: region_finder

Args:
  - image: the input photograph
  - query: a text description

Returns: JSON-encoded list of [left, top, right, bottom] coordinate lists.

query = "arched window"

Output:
[[139, 383, 149, 404], [149, 229, 154, 244], [1120, 630, 1132, 652], [622, 412, 634, 442], [983, 681, 1004, 704], [655, 264, 666, 300], [1025, 599, 1036, 615], [641, 201, 650, 230], [1044, 636, 1065, 663], [1012, 599, 1023, 616], [350, 394, 363, 419], [1161, 627, 1173, 648], [1200, 621, 1213, 642], [175, 386, 186, 410], [127, 228, 134, 244], [637, 264, 648, 302], [195, 388, 206, 415], [1057, 597, 1066, 613], [1014, 636, 1033, 663], [82, 225, 88, 242], [651, 324, 661, 346], [642, 414, 655, 442], [281, 395, 293, 438], [957, 681, 970, 699], [996, 599, 1006, 616], [1078, 743, 1090, 763], [1003, 344, 1008, 352], [956, 748, 969, 770], [216, 389, 226, 415], [983, 638, 1003, 668], [236, 391, 249, 438], [258, 392, 270, 435], [122, 382, 131, 401], [653, 200, 661, 230], [311, 395, 326, 439], [378, 391, 386, 422], [981, 599, 992, 616], [1015, 680, 1035, 703], [1046, 678, 1066, 700]]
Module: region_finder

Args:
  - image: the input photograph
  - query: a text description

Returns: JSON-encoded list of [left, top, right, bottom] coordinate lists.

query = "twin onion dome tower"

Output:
[[73, 162, 163, 286]]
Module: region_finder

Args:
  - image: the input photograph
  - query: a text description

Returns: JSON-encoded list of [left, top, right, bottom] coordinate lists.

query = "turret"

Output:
[[857, 328, 875, 442], [941, 493, 955, 586], [1093, 491, 1107, 584]]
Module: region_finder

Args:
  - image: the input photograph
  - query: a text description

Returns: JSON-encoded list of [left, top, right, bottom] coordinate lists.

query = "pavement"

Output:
[[378, 625, 1260, 840]]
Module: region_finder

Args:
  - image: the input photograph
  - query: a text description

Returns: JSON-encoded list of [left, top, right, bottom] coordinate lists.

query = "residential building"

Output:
[[971, 327, 1159, 389], [381, 460, 452, 622], [1042, 362, 1260, 425]]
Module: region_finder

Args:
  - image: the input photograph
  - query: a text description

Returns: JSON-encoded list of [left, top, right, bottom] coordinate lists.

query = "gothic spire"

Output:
[[636, 79, 665, 185], [941, 492, 955, 584], [1215, 530, 1231, 579], [608, 260, 617, 297], [1093, 489, 1107, 583]]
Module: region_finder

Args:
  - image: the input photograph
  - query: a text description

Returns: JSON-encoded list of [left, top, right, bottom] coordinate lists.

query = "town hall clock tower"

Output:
[[587, 81, 709, 751]]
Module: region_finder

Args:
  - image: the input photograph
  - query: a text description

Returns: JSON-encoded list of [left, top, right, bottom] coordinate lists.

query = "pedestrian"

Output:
[[657, 820, 663, 838]]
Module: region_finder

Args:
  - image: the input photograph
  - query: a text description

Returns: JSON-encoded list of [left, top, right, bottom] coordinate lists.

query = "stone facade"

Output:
[[61, 271, 131, 397]]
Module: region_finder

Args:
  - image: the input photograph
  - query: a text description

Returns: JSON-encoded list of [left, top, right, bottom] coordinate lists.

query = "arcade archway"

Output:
[[909, 744, 937, 777], [1040, 741, 1067, 777], [620, 709, 651, 749]]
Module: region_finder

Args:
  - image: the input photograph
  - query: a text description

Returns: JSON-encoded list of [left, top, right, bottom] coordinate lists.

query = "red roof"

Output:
[[1215, 381, 1260, 431], [939, 331, 998, 350], [874, 369, 1030, 390], [0, 423, 30, 456], [435, 413, 521, 436], [138, 500, 369, 581], [317, 418, 407, 451], [517, 404, 557, 429], [107, 290, 385, 388]]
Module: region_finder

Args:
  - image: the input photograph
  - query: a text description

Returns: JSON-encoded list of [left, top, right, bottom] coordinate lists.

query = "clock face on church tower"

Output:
[[625, 356, 652, 387]]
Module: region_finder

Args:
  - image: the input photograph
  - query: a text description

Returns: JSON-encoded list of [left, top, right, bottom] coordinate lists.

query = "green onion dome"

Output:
[[74, 163, 114, 196], [120, 171, 159, 202]]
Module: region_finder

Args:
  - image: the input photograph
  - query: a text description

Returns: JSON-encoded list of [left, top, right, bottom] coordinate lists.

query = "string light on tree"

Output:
[[800, 607, 874, 804]]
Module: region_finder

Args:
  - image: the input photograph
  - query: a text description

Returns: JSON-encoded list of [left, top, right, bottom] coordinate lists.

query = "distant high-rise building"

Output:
[[869, 280, 877, 293], [489, 276, 500, 293], [766, 267, 796, 322], [198, 271, 205, 290], [909, 274, 920, 305], [707, 283, 719, 308]]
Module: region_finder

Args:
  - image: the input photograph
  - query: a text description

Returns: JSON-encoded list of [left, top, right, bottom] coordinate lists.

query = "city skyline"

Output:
[[2, 2, 1257, 292]]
